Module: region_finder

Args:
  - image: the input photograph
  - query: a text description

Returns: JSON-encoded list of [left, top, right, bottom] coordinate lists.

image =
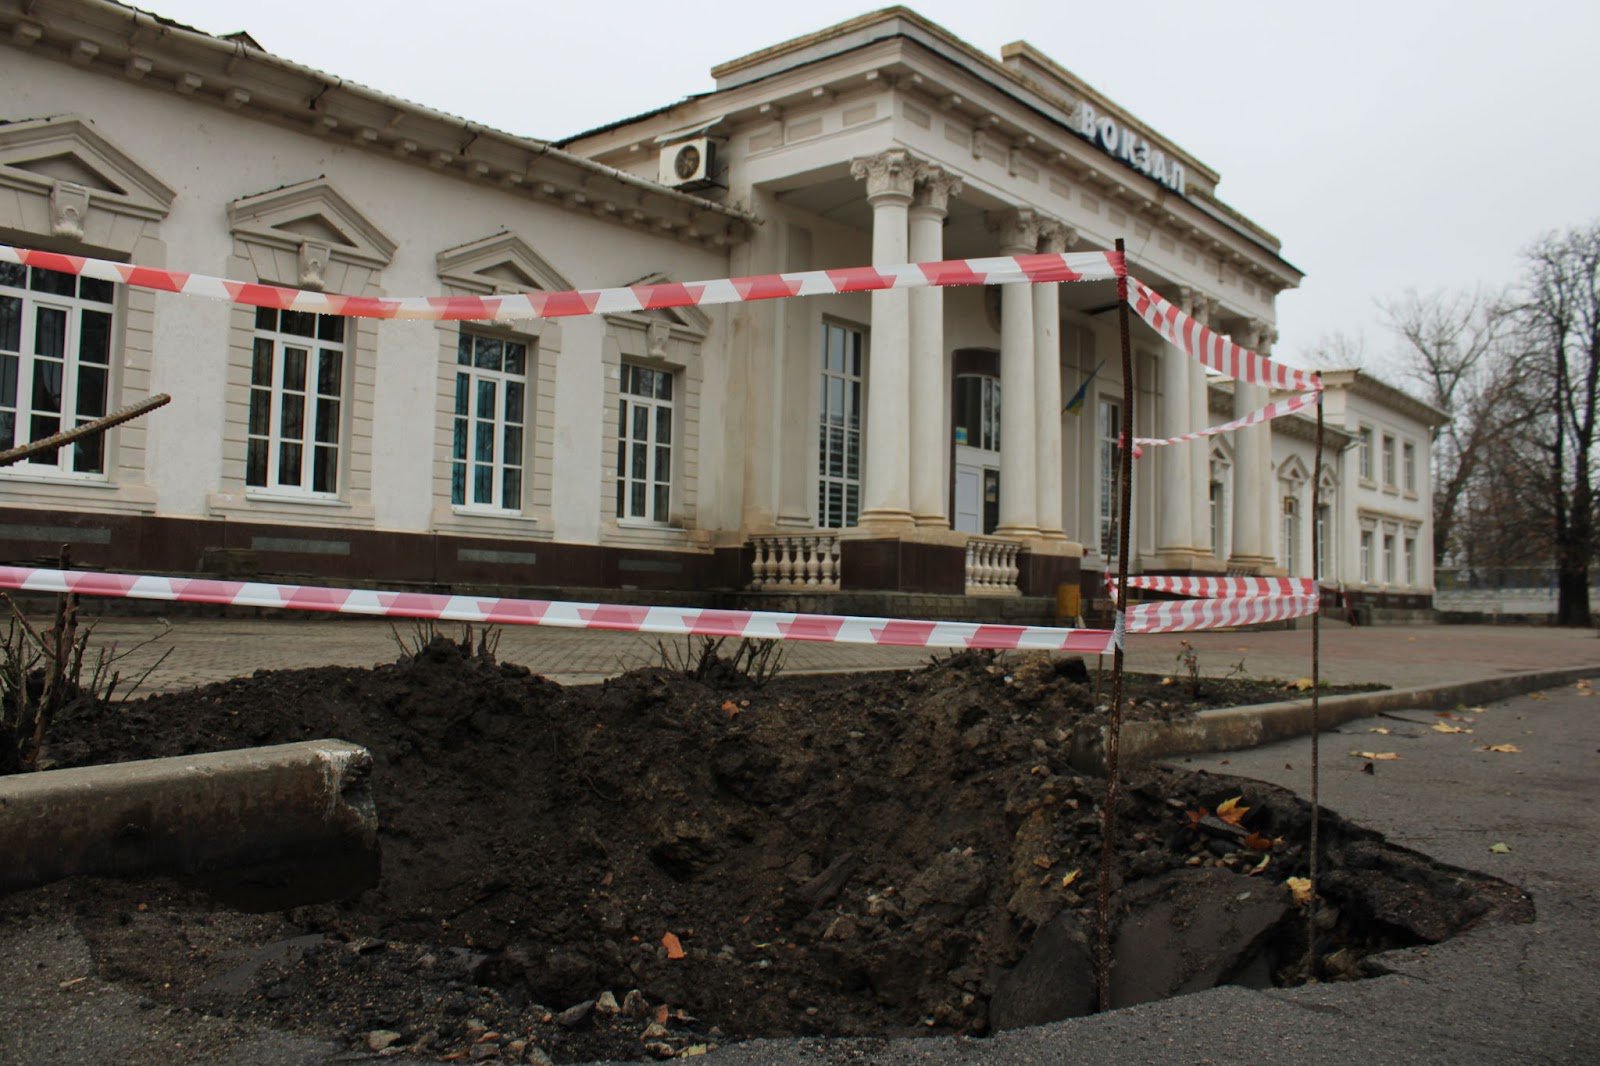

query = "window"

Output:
[[1098, 397, 1122, 558], [1384, 533, 1396, 585], [452, 332, 528, 511], [1405, 536, 1417, 586], [1403, 441, 1417, 494], [1358, 426, 1374, 482], [1281, 496, 1300, 575], [616, 363, 673, 524], [1315, 503, 1331, 579], [1361, 530, 1373, 583], [953, 374, 1001, 451], [0, 262, 116, 476], [247, 307, 347, 495], [1382, 435, 1397, 488], [1209, 480, 1226, 559], [818, 321, 864, 528]]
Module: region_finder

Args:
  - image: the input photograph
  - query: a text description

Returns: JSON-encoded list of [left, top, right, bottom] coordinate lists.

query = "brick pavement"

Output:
[[74, 612, 1600, 695]]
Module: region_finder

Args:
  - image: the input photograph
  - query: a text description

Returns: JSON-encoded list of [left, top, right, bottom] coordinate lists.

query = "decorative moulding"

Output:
[[0, 114, 174, 220], [227, 178, 396, 268]]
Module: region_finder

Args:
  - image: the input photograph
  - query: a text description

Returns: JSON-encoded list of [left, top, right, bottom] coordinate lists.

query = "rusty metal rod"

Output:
[[0, 393, 171, 468]]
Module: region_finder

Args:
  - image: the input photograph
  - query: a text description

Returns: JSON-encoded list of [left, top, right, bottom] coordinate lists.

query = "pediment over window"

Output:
[[615, 271, 712, 337], [0, 114, 174, 219], [1278, 454, 1310, 487], [437, 231, 572, 295], [228, 178, 395, 268]]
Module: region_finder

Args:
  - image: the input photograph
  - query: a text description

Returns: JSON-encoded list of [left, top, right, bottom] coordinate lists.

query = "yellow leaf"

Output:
[[681, 1046, 711, 1057], [1432, 722, 1471, 734], [1528, 692, 1549, 701], [1489, 842, 1511, 854], [1352, 751, 1401, 761], [1160, 676, 1176, 686], [1215, 796, 1250, 826], [1033, 855, 1053, 870], [1246, 853, 1271, 875], [1060, 868, 1081, 889], [1289, 677, 1314, 692], [1369, 726, 1391, 735], [1286, 877, 1313, 906], [1480, 743, 1521, 753]]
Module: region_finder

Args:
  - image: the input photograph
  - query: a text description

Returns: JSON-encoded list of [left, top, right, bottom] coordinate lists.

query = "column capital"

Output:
[[851, 149, 921, 204], [1037, 220, 1078, 253], [986, 207, 1044, 255], [910, 165, 963, 217]]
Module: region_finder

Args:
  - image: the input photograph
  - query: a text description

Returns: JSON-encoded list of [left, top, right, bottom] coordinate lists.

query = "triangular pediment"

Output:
[[618, 271, 712, 335], [1278, 454, 1310, 486], [228, 178, 395, 266], [0, 115, 174, 217], [436, 231, 572, 294]]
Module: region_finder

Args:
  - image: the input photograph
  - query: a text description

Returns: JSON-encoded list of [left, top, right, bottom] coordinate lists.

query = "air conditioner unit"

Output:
[[659, 137, 716, 190]]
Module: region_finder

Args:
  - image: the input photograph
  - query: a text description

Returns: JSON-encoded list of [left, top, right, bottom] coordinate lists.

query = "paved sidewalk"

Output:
[[78, 612, 1600, 694]]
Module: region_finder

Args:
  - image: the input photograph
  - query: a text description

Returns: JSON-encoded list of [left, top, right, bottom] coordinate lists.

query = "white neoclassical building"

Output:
[[0, 2, 1440, 618]]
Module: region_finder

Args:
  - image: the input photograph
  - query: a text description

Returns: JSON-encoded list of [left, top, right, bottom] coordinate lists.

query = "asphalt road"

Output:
[[2, 680, 1596, 1064]]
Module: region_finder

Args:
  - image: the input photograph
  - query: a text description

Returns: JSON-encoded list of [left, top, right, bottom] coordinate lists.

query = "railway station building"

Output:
[[0, 1, 1442, 619]]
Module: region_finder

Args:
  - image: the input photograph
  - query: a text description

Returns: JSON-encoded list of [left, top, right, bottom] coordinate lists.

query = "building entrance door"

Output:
[[952, 372, 1001, 535]]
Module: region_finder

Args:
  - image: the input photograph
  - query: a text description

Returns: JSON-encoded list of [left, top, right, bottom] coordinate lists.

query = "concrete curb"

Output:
[[0, 740, 379, 909], [1071, 662, 1600, 772]]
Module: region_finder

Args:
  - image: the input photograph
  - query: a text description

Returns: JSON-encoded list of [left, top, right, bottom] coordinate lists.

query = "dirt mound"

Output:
[[14, 646, 1525, 1063]]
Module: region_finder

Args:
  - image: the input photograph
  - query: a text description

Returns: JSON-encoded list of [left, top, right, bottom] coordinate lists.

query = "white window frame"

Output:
[[1281, 495, 1300, 575], [451, 331, 529, 513], [1404, 535, 1417, 586], [1403, 440, 1417, 495], [953, 373, 1002, 452], [1098, 396, 1123, 559], [1384, 532, 1397, 586], [818, 320, 865, 529], [1382, 434, 1397, 489], [1315, 503, 1331, 580], [245, 307, 348, 497], [1358, 425, 1375, 483], [1361, 529, 1373, 583], [616, 362, 674, 525], [0, 262, 117, 479]]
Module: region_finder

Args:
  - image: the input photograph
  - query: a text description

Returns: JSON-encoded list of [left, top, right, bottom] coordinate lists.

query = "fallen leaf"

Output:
[[1489, 842, 1512, 854], [1289, 676, 1314, 692], [1286, 877, 1314, 906], [1369, 726, 1392, 735], [662, 932, 686, 960], [1432, 722, 1472, 734], [1185, 808, 1209, 830], [1247, 853, 1271, 875], [681, 1047, 711, 1058], [1160, 676, 1176, 686], [1032, 855, 1053, 870], [1480, 743, 1521, 753], [1528, 692, 1549, 701], [721, 700, 741, 718], [1060, 868, 1081, 889], [1352, 751, 1401, 761], [1215, 796, 1250, 826], [1242, 832, 1276, 852]]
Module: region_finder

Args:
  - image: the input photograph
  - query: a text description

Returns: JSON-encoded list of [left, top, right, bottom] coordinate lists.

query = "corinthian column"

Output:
[[1256, 324, 1281, 570], [850, 150, 919, 530], [1155, 293, 1194, 562], [1229, 319, 1267, 567], [990, 208, 1042, 538], [1184, 290, 1214, 559], [1034, 221, 1074, 541], [909, 166, 962, 527]]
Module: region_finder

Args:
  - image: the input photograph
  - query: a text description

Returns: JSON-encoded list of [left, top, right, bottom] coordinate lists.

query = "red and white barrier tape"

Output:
[[1126, 278, 1320, 392], [0, 244, 1119, 323], [1107, 573, 1320, 634], [1134, 389, 1320, 450], [0, 565, 1117, 654]]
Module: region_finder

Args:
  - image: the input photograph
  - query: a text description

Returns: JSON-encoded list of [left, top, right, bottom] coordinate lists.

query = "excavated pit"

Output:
[[1, 645, 1529, 1063]]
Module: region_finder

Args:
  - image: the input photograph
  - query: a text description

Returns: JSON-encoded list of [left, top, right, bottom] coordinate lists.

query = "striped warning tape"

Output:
[[0, 565, 1118, 654]]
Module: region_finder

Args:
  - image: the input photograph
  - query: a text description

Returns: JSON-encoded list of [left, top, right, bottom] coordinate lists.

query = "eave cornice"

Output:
[[2, 0, 755, 248]]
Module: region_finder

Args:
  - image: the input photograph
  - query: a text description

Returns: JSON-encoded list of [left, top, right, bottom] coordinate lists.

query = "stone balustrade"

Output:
[[748, 533, 841, 591], [965, 536, 1022, 596]]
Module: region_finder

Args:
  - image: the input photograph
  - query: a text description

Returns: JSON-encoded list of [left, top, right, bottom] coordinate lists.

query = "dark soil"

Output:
[[3, 645, 1522, 1064]]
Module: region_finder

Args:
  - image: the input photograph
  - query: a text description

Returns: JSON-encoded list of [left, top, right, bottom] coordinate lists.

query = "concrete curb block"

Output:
[[0, 740, 379, 908], [1071, 663, 1600, 773]]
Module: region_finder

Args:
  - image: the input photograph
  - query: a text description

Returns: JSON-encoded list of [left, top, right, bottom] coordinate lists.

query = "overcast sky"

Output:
[[141, 0, 1600, 376]]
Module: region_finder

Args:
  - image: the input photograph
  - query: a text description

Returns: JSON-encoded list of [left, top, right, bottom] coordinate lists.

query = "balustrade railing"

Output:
[[965, 536, 1022, 596], [747, 533, 841, 591]]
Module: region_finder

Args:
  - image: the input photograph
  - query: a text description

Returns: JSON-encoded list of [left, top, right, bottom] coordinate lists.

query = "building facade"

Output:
[[0, 1, 1440, 617]]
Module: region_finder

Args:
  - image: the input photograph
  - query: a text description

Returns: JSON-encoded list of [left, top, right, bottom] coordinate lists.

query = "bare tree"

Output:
[[1516, 223, 1600, 626], [1379, 287, 1515, 565]]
